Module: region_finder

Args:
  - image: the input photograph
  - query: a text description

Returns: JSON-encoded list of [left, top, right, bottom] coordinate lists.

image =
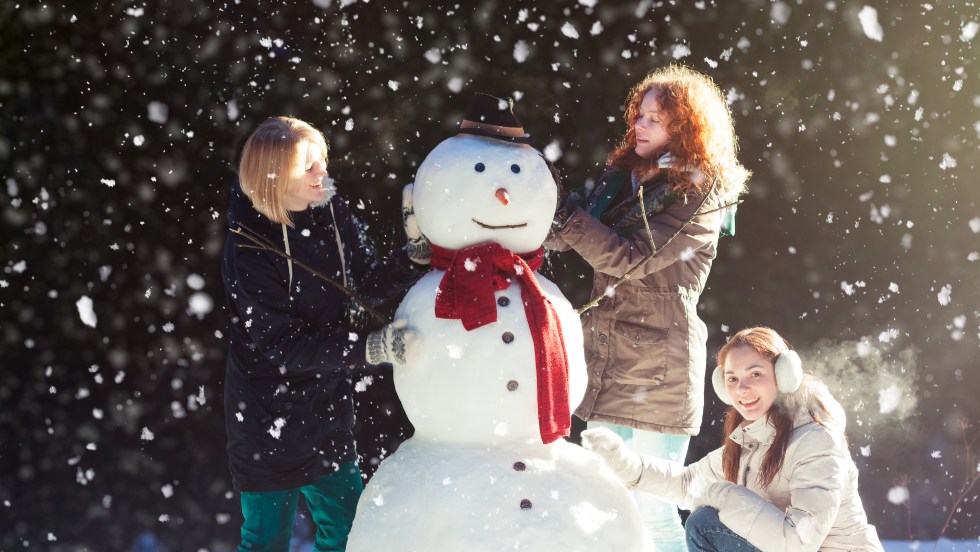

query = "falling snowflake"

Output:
[[937, 284, 952, 306], [354, 376, 373, 392], [543, 140, 563, 162], [969, 217, 980, 233], [561, 22, 580, 39], [671, 44, 692, 59], [878, 384, 902, 414], [961, 21, 979, 42], [268, 418, 286, 439], [188, 292, 213, 319], [513, 41, 530, 63], [770, 2, 791, 26], [424, 48, 441, 64], [857, 7, 883, 42], [76, 296, 98, 328], [939, 153, 957, 170], [446, 344, 463, 359], [886, 485, 909, 505], [147, 101, 169, 124]]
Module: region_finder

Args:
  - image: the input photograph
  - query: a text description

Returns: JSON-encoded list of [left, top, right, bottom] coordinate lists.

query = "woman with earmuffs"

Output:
[[581, 327, 884, 552]]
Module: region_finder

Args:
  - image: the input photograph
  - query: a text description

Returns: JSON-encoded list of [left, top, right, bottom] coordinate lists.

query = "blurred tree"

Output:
[[0, 0, 976, 548]]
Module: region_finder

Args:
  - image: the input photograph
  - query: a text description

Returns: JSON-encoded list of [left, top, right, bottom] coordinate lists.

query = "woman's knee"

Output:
[[685, 506, 721, 537]]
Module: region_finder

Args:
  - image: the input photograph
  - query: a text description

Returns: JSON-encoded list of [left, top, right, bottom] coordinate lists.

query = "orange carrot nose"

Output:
[[495, 188, 510, 206]]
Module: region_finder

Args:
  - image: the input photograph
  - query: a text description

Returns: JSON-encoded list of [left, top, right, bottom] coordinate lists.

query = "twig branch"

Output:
[[931, 422, 980, 551], [638, 185, 657, 255], [577, 177, 720, 315], [230, 223, 387, 324], [698, 199, 743, 216]]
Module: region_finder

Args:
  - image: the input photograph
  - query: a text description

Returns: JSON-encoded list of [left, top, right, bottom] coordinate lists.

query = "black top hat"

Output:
[[456, 93, 532, 144]]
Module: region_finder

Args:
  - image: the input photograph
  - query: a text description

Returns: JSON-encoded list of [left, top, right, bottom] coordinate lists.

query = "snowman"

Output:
[[347, 94, 645, 552]]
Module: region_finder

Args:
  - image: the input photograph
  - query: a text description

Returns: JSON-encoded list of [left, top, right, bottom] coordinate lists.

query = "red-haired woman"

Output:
[[581, 327, 884, 552], [548, 65, 749, 550]]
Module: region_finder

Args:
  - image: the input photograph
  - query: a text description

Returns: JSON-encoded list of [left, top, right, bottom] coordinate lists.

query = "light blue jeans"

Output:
[[239, 462, 363, 552], [589, 422, 690, 552], [685, 507, 762, 551]]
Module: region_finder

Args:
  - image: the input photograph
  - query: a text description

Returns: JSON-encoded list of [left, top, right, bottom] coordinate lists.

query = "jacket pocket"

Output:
[[610, 320, 670, 385], [614, 320, 668, 345]]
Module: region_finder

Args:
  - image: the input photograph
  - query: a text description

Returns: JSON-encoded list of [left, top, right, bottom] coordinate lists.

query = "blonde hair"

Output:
[[238, 116, 328, 226], [608, 64, 749, 200]]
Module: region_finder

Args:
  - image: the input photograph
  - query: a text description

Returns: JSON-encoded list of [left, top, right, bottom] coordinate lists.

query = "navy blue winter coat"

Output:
[[221, 180, 418, 492]]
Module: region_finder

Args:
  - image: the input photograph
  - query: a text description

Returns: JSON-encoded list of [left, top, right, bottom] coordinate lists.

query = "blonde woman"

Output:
[[221, 116, 419, 551], [582, 327, 884, 552]]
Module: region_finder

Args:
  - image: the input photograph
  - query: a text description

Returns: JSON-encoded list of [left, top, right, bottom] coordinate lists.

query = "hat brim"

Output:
[[456, 126, 532, 145]]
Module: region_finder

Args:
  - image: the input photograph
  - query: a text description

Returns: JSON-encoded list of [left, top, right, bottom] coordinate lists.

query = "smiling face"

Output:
[[633, 89, 671, 160], [722, 345, 780, 424], [283, 140, 329, 212], [413, 135, 557, 252]]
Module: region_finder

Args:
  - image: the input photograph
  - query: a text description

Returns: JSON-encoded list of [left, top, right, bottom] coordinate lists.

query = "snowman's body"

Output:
[[347, 134, 645, 551], [394, 269, 582, 445]]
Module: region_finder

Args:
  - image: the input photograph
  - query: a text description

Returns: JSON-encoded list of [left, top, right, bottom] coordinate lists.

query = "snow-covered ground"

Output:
[[883, 540, 980, 552], [286, 538, 980, 551]]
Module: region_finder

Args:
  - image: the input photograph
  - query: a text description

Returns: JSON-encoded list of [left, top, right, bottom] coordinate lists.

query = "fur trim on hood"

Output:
[[776, 376, 847, 433]]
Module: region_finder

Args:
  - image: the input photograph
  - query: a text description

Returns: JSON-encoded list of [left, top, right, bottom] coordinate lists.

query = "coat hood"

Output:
[[788, 379, 847, 432], [227, 179, 271, 231]]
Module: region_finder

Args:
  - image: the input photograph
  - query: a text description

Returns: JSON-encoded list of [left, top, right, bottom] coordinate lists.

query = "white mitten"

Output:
[[690, 480, 736, 511], [402, 184, 430, 265], [581, 427, 643, 486], [366, 319, 420, 366]]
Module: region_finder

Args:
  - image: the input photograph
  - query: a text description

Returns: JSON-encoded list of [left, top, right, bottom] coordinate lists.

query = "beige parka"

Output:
[[548, 169, 725, 435], [632, 384, 884, 552]]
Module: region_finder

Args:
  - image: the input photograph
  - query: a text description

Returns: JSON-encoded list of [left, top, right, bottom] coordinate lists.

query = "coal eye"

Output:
[[511, 164, 521, 174], [475, 163, 485, 172]]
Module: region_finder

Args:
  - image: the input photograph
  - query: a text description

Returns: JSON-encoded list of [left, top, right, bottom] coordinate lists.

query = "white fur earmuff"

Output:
[[774, 350, 804, 394], [712, 349, 804, 405]]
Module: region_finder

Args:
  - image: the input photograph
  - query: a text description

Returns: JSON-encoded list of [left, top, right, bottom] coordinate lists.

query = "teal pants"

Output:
[[590, 422, 691, 552], [239, 462, 363, 552]]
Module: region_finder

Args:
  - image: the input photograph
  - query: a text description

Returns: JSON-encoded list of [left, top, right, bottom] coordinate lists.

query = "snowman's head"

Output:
[[413, 134, 557, 253]]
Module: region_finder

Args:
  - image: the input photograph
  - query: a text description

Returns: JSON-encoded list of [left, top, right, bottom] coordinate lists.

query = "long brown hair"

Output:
[[717, 327, 833, 488], [607, 64, 749, 201]]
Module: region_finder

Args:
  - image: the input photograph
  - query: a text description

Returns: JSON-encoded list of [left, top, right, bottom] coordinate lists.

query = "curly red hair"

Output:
[[608, 65, 749, 200]]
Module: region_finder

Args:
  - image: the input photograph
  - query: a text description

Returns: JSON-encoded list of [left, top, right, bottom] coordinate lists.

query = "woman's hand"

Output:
[[690, 480, 736, 510], [581, 427, 643, 486], [402, 184, 431, 265], [366, 319, 421, 366]]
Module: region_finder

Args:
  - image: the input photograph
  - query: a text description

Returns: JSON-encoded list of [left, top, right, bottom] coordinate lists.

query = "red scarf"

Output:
[[430, 242, 570, 444]]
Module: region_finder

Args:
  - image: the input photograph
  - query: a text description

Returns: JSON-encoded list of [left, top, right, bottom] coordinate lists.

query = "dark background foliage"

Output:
[[1, 0, 976, 549]]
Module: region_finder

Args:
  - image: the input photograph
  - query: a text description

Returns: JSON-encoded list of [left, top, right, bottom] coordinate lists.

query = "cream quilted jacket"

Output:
[[634, 386, 884, 552]]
